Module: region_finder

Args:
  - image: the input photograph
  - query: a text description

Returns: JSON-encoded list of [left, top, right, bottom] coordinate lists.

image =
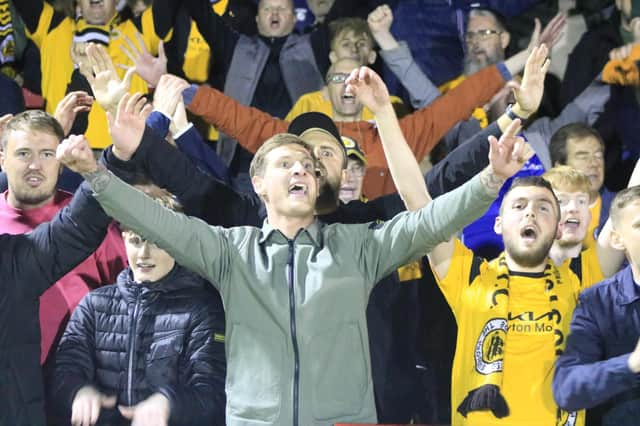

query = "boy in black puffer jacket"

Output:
[[50, 184, 226, 426]]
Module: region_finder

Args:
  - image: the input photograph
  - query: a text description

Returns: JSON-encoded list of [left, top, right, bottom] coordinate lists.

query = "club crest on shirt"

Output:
[[474, 318, 507, 375]]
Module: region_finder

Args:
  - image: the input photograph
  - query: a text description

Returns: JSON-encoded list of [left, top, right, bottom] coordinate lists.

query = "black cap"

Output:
[[288, 112, 347, 166]]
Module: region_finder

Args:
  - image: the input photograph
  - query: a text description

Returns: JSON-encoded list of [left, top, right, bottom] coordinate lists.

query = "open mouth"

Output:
[[270, 18, 280, 29], [289, 183, 308, 196], [341, 92, 356, 104], [520, 225, 538, 242], [563, 218, 580, 232], [89, 0, 103, 6], [25, 174, 44, 186]]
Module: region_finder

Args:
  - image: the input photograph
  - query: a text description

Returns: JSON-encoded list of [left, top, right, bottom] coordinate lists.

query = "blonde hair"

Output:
[[543, 165, 592, 198], [249, 133, 314, 178]]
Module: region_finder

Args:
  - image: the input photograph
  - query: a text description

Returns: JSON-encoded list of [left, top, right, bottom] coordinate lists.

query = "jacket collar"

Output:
[[259, 219, 323, 247], [116, 265, 206, 302], [616, 266, 640, 306]]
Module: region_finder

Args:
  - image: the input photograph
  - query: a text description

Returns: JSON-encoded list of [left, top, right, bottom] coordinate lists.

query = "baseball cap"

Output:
[[341, 136, 367, 165], [287, 112, 347, 165]]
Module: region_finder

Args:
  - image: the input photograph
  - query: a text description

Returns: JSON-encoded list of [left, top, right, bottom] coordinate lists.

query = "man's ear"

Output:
[[610, 228, 626, 251], [494, 215, 503, 235], [500, 31, 511, 50], [367, 50, 377, 65], [555, 222, 563, 240], [252, 175, 265, 198], [329, 50, 338, 64]]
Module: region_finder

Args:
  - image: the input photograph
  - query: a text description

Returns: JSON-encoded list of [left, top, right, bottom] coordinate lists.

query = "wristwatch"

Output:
[[505, 104, 527, 121]]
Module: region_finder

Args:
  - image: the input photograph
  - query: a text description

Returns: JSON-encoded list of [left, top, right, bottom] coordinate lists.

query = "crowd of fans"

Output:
[[2, 0, 640, 425]]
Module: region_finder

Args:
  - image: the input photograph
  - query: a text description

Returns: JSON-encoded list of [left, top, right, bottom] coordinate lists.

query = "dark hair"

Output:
[[1, 110, 64, 150], [610, 185, 640, 228], [549, 123, 604, 165], [329, 17, 374, 48], [500, 175, 561, 220], [468, 8, 508, 33]]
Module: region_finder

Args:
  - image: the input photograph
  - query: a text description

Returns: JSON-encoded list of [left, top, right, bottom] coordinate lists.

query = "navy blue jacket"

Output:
[[0, 185, 112, 426], [553, 266, 640, 426], [51, 265, 226, 426]]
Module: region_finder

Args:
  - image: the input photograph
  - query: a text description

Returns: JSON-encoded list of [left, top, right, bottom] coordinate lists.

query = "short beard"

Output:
[[11, 188, 56, 208], [504, 237, 555, 269], [315, 181, 339, 213]]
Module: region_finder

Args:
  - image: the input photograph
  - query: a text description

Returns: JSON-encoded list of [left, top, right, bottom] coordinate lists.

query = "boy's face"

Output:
[[554, 189, 592, 248], [77, 0, 118, 24], [330, 30, 375, 66], [611, 199, 640, 268], [123, 231, 176, 283]]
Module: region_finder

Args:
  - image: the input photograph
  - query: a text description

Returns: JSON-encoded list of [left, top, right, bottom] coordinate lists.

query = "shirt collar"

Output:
[[259, 219, 323, 247]]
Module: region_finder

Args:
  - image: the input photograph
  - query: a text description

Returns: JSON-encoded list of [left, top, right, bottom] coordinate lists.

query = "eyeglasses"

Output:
[[326, 73, 349, 85], [464, 29, 502, 42], [346, 163, 365, 177]]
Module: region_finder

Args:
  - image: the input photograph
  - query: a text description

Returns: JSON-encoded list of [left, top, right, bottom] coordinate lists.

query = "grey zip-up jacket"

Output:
[[91, 171, 497, 426]]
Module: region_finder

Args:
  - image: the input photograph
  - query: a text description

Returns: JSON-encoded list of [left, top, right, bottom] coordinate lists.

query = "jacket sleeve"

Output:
[[21, 184, 112, 298], [425, 121, 502, 197], [187, 85, 290, 154], [101, 127, 264, 227], [358, 173, 496, 288], [174, 124, 232, 184], [379, 41, 441, 109], [158, 294, 226, 425], [396, 65, 506, 164], [185, 0, 238, 70], [91, 172, 234, 289], [51, 294, 99, 418], [151, 0, 182, 39], [553, 293, 639, 411]]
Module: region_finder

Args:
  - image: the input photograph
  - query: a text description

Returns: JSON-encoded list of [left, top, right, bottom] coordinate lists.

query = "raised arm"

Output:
[[368, 4, 440, 109], [365, 120, 527, 284], [346, 66, 429, 211], [428, 119, 527, 280], [59, 94, 233, 287]]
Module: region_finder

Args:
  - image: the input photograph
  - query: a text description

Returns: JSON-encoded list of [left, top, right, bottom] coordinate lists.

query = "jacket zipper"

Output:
[[287, 239, 300, 426], [127, 288, 142, 406]]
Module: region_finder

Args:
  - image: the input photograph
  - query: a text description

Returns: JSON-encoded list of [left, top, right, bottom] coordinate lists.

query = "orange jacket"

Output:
[[187, 65, 506, 198]]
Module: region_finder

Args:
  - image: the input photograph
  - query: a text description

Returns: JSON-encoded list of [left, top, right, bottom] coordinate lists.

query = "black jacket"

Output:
[[0, 185, 112, 426], [51, 265, 226, 426]]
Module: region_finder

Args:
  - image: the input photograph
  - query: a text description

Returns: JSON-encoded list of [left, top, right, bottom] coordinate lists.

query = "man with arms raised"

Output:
[[56, 78, 526, 425]]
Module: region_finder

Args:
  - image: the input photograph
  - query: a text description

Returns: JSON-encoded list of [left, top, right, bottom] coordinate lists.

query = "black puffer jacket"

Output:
[[50, 265, 226, 426]]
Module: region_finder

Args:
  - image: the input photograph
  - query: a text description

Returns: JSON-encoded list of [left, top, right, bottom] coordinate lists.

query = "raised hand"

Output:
[[56, 135, 98, 174], [344, 66, 391, 115], [107, 92, 152, 161], [118, 32, 167, 88], [86, 43, 136, 113], [527, 12, 567, 52], [153, 74, 187, 118], [118, 393, 170, 426], [488, 118, 527, 181], [367, 4, 393, 35], [511, 44, 550, 117], [54, 91, 94, 136]]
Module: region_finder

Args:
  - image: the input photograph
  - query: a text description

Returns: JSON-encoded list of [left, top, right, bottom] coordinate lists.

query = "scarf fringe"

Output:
[[457, 384, 510, 418]]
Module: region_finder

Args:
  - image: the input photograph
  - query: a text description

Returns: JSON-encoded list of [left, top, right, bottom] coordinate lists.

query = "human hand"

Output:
[[107, 92, 152, 161], [345, 66, 391, 115], [56, 135, 99, 175], [118, 32, 167, 88], [86, 43, 136, 113], [118, 392, 170, 426], [527, 12, 566, 52], [511, 44, 550, 117], [153, 73, 187, 118], [487, 118, 527, 181], [54, 91, 94, 136], [367, 4, 393, 35]]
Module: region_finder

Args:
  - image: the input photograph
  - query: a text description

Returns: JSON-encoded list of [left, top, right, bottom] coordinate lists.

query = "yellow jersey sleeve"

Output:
[[433, 239, 476, 316]]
